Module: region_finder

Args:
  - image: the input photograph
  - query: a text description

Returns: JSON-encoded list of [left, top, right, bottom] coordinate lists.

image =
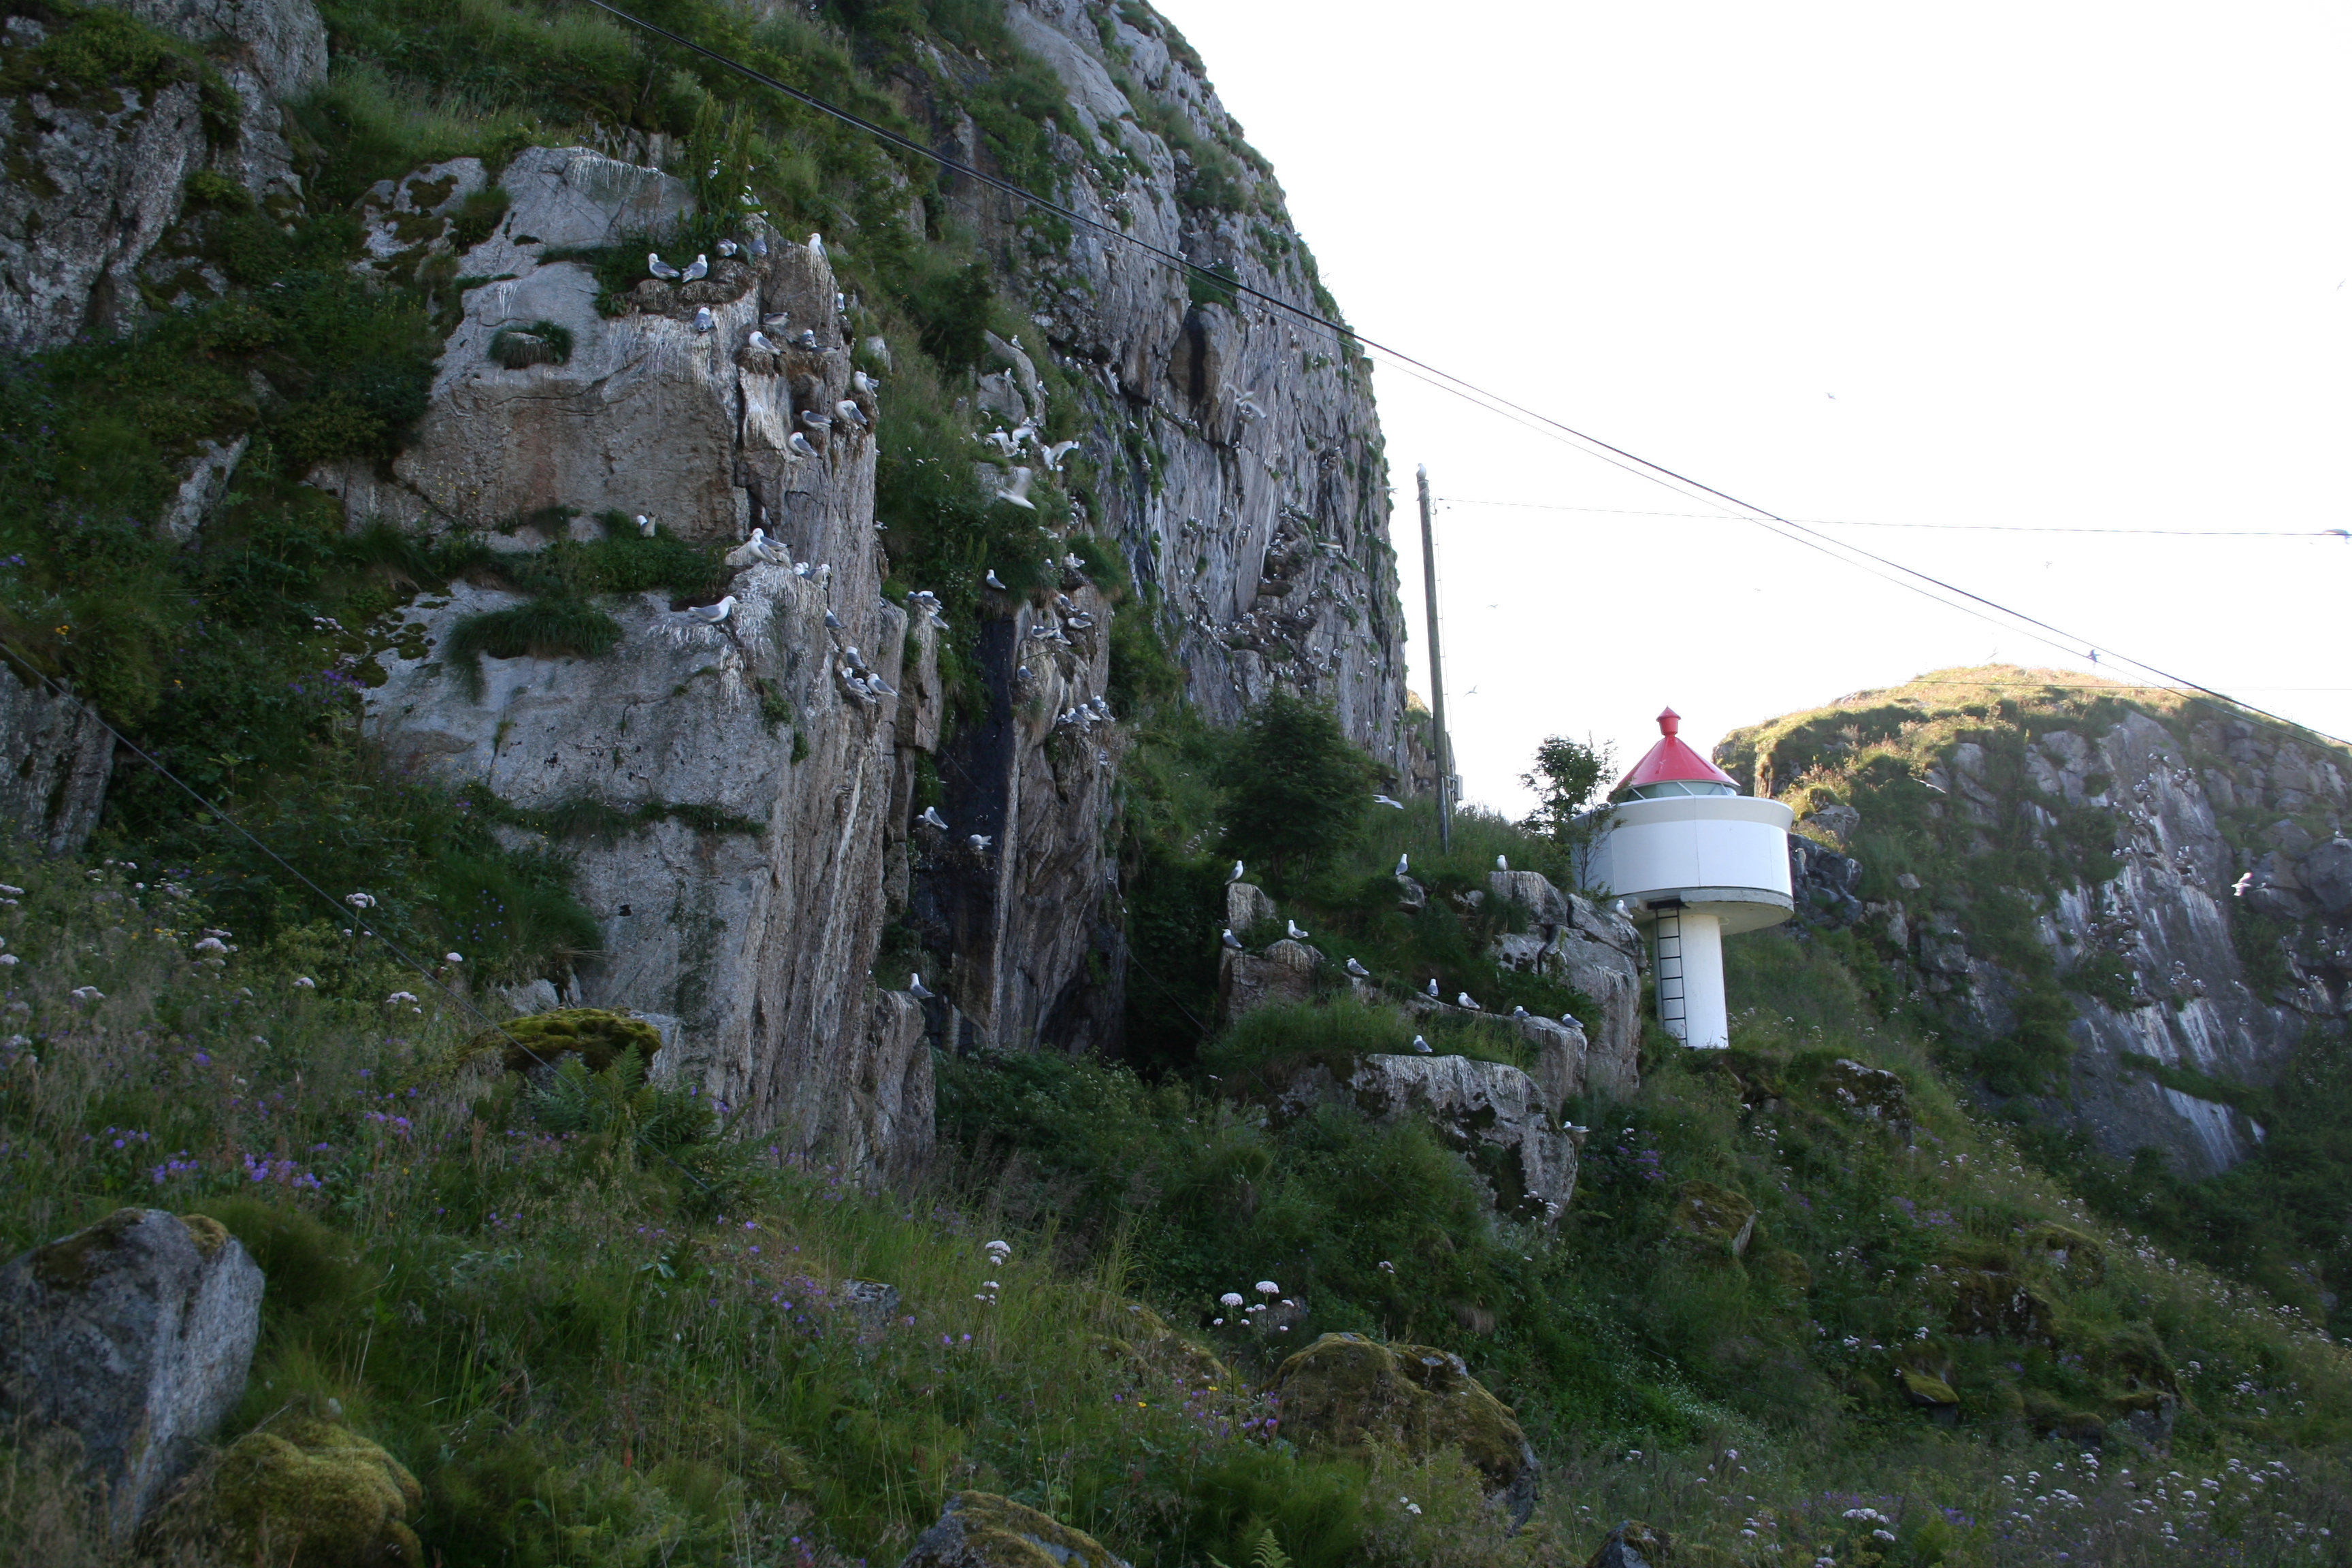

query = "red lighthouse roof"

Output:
[[1618, 708, 1740, 792]]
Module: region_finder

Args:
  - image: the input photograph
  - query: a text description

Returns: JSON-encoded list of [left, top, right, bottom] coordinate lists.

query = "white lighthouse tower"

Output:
[[1584, 708, 1793, 1049]]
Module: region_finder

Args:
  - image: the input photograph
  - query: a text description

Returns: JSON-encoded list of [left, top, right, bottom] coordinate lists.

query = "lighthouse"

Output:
[[1584, 708, 1793, 1049]]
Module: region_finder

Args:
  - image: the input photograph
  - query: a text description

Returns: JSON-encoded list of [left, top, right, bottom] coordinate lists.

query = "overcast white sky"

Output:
[[1151, 0, 2352, 815]]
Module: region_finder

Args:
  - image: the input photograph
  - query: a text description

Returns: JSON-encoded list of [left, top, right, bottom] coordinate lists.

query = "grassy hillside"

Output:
[[10, 783, 2352, 1565]]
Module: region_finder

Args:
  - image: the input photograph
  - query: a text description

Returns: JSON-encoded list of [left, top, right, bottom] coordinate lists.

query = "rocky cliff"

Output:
[[0, 0, 1412, 1175], [1720, 666, 2352, 1178]]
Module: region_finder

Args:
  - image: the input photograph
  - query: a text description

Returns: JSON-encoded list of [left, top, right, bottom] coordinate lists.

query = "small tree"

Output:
[[1216, 693, 1373, 881], [1520, 734, 1614, 845]]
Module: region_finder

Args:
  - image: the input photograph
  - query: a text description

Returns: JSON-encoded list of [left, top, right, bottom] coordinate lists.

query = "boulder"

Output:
[[0, 1208, 264, 1534], [1096, 1303, 1232, 1393], [1218, 938, 1320, 1019], [211, 1411, 423, 1567], [1275, 1051, 1578, 1224], [1818, 1057, 1911, 1138], [1267, 1333, 1539, 1527], [898, 1491, 1129, 1568], [1944, 1267, 2056, 1346], [2021, 1222, 2104, 1284], [1225, 880, 1278, 933], [1586, 1520, 1670, 1568], [1484, 871, 1644, 1097], [1896, 1367, 1961, 1425], [446, 1007, 664, 1077], [1789, 835, 1865, 927], [1669, 1179, 1756, 1256]]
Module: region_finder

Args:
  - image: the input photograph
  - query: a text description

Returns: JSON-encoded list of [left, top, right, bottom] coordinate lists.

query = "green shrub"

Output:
[[486, 318, 573, 368], [1216, 695, 1374, 884]]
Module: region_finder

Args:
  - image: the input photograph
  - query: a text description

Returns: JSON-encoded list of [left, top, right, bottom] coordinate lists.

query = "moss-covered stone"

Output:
[[443, 1007, 662, 1078], [1943, 1267, 2057, 1346], [1754, 1247, 1812, 1293], [1669, 1179, 1757, 1257], [1096, 1303, 1232, 1392], [212, 1414, 423, 1567], [2022, 1221, 2105, 1284], [1896, 1367, 1959, 1407], [1267, 1333, 1533, 1502], [899, 1490, 1130, 1568]]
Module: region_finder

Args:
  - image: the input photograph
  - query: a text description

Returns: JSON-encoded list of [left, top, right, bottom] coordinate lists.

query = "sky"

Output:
[[1149, 0, 2352, 816]]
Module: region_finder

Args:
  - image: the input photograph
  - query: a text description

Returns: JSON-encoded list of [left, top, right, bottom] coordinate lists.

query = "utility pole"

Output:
[[1416, 465, 1454, 851]]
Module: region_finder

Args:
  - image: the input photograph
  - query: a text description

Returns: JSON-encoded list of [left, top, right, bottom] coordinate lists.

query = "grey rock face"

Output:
[[0, 1208, 264, 1535], [0, 660, 115, 853], [1275, 1051, 1579, 1224], [1218, 935, 1320, 1017], [0, 0, 325, 353], [1484, 869, 1644, 1096], [1789, 835, 1865, 928]]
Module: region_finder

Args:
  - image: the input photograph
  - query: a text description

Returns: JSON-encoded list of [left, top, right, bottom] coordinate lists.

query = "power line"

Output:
[[575, 6, 2349, 753], [0, 641, 719, 1192], [1435, 499, 2352, 540]]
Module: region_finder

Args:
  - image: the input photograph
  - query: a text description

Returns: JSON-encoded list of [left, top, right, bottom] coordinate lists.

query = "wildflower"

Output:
[[445, 953, 464, 964], [1377, 1260, 1394, 1272], [1255, 1279, 1279, 1296], [385, 992, 418, 1006], [1220, 1292, 1245, 1308], [192, 937, 228, 956], [1872, 1530, 1896, 1544], [294, 977, 314, 989], [984, 1239, 1011, 1260], [345, 892, 376, 909], [69, 986, 103, 1004]]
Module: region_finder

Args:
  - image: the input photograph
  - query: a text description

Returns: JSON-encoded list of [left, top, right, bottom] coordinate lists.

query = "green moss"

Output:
[[1265, 1334, 1528, 1493], [446, 1007, 662, 1078], [903, 1491, 1128, 1568], [212, 1413, 423, 1568], [485, 319, 572, 369], [441, 599, 623, 698]]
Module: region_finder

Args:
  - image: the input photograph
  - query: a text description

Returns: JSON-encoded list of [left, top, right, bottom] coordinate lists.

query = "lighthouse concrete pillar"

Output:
[[1652, 909, 1730, 1049]]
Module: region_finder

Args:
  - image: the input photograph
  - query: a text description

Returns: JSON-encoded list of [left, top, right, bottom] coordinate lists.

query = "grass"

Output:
[[442, 599, 624, 697]]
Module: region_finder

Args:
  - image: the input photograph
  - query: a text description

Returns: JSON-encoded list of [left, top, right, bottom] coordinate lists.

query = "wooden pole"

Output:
[[1417, 465, 1453, 851]]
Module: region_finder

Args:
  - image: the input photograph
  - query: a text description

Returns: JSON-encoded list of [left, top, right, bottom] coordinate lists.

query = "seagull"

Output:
[[647, 252, 681, 280], [1496, 855, 1509, 872], [679, 254, 709, 282], [1089, 696, 1112, 719], [995, 468, 1036, 510], [982, 428, 1019, 457], [747, 527, 786, 563], [748, 330, 779, 354], [750, 232, 768, 257], [691, 307, 714, 333], [985, 570, 1007, 590], [791, 329, 818, 349], [824, 610, 842, 629], [2232, 872, 2253, 896], [635, 513, 656, 537], [1345, 958, 1371, 978], [1373, 794, 1403, 809], [800, 410, 834, 432], [919, 806, 948, 830], [908, 973, 934, 1000], [807, 233, 826, 259], [1235, 397, 1266, 421], [685, 596, 736, 624], [762, 312, 790, 330], [788, 431, 819, 459], [1286, 919, 1309, 940], [1511, 1004, 1529, 1019], [868, 676, 897, 696], [834, 291, 847, 315], [1425, 977, 1439, 998], [1396, 854, 1410, 877], [842, 647, 862, 667], [968, 834, 992, 852], [834, 399, 869, 429], [1228, 860, 1245, 883], [1015, 666, 1032, 682], [1457, 992, 1480, 1011], [1043, 439, 1079, 472], [1222, 928, 1244, 951], [1411, 1034, 1433, 1054], [717, 239, 739, 258], [852, 370, 878, 395]]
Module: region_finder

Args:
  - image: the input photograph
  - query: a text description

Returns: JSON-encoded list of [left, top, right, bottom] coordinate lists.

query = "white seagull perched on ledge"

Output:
[[908, 973, 935, 1000], [1345, 958, 1370, 978], [919, 806, 948, 830], [647, 252, 681, 280], [834, 399, 869, 430], [679, 253, 709, 282], [1286, 919, 1309, 940], [748, 329, 779, 355], [691, 307, 714, 333], [1411, 1034, 1432, 1054], [1222, 928, 1243, 951], [788, 432, 819, 459], [684, 596, 735, 625], [1424, 977, 1439, 998], [1395, 853, 1410, 876]]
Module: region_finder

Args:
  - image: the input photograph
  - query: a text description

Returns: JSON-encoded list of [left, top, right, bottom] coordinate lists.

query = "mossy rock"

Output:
[[2021, 1221, 2105, 1284], [1669, 1179, 1756, 1256], [212, 1414, 422, 1567], [1586, 1518, 1671, 1567], [1943, 1268, 2056, 1346], [1096, 1303, 1233, 1392], [900, 1490, 1130, 1568], [1895, 1367, 1959, 1407], [442, 1008, 662, 1078], [1267, 1333, 1533, 1505], [1753, 1247, 1812, 1293], [1816, 1056, 1911, 1133]]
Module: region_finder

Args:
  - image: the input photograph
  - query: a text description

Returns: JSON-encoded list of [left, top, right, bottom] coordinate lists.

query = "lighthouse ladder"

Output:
[[1653, 906, 1688, 1044]]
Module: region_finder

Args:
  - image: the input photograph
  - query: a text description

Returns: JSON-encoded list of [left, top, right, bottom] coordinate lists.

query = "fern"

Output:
[[1208, 1528, 1290, 1568]]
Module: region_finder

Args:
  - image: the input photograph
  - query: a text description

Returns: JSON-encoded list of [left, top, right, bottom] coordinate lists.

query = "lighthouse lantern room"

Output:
[[1584, 708, 1793, 1049]]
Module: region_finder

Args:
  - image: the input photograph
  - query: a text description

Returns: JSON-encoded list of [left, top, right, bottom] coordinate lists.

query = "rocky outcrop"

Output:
[[1720, 672, 2352, 1177], [0, 659, 115, 853], [900, 1491, 1130, 1568], [211, 1409, 425, 1568], [0, 0, 325, 353], [0, 1208, 265, 1535], [1274, 1050, 1579, 1224], [1484, 869, 1645, 1096], [1267, 1333, 1540, 1528]]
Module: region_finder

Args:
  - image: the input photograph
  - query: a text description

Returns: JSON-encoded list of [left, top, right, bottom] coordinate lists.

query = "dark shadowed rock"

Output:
[[0, 1207, 264, 1533], [899, 1490, 1130, 1567], [2299, 838, 2352, 916], [1586, 1520, 1671, 1568]]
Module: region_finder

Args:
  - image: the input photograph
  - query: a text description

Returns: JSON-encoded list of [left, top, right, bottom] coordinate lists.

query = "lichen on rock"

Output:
[[898, 1490, 1130, 1568], [1669, 1179, 1757, 1257], [445, 1006, 664, 1077]]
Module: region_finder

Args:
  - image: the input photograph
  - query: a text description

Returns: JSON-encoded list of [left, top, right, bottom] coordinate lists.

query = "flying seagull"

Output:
[[691, 307, 715, 333], [647, 252, 681, 280], [995, 467, 1036, 510], [1043, 439, 1079, 472], [1345, 958, 1371, 979], [968, 834, 992, 852], [919, 806, 948, 830], [2232, 872, 2253, 896], [1222, 928, 1244, 951], [679, 254, 709, 282], [908, 973, 935, 1000], [1373, 794, 1403, 809]]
